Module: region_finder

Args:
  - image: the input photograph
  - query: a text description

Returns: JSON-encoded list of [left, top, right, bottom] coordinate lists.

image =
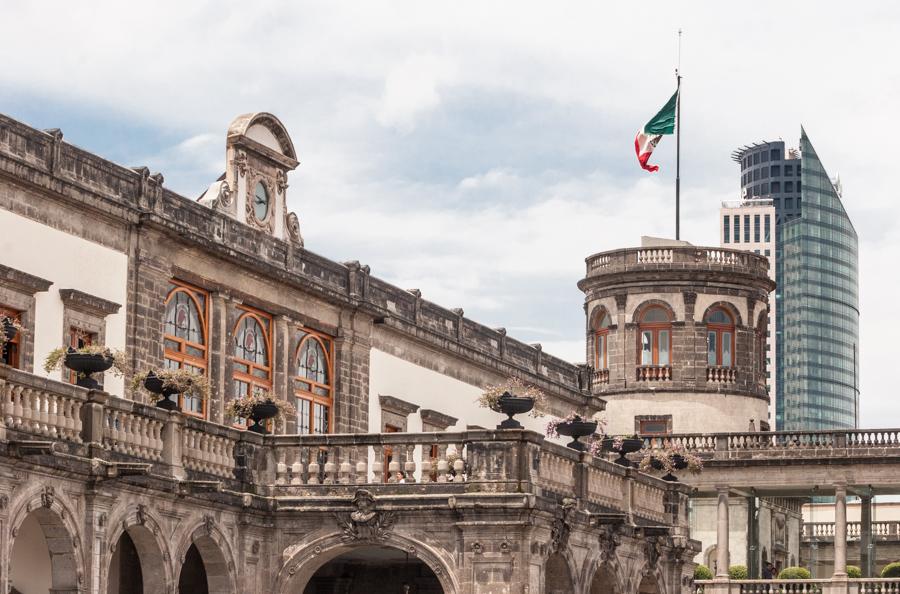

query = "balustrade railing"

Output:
[[803, 521, 900, 540], [0, 365, 679, 523], [694, 579, 900, 594], [636, 365, 672, 381], [707, 366, 737, 383], [637, 248, 673, 264], [584, 246, 770, 278], [1, 372, 83, 442], [592, 368, 610, 385]]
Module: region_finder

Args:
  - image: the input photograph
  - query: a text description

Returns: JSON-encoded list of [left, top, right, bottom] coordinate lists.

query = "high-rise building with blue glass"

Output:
[[731, 129, 859, 430]]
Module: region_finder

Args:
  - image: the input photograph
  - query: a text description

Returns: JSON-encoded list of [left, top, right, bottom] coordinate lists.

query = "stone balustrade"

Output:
[[593, 368, 610, 385], [0, 365, 682, 523], [694, 579, 900, 594], [636, 365, 672, 381], [803, 521, 900, 540], [584, 246, 770, 279], [1, 369, 83, 442], [643, 428, 900, 454], [707, 366, 737, 383]]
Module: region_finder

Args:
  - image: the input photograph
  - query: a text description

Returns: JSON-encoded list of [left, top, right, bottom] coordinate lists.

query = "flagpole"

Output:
[[675, 29, 682, 240]]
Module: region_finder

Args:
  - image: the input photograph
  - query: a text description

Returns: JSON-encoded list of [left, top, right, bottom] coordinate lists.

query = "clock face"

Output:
[[253, 182, 269, 221]]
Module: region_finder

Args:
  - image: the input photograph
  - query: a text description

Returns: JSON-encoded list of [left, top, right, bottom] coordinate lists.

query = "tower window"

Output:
[[638, 306, 672, 367], [706, 308, 735, 368]]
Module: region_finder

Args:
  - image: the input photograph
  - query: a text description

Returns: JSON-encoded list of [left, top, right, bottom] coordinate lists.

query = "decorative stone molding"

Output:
[[420, 409, 458, 432], [379, 394, 420, 418], [598, 524, 622, 563], [335, 489, 396, 543], [41, 485, 55, 508], [285, 212, 303, 245], [59, 289, 121, 318], [549, 498, 576, 553]]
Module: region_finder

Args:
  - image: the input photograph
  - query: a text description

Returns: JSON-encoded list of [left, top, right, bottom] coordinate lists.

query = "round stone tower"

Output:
[[577, 242, 775, 434]]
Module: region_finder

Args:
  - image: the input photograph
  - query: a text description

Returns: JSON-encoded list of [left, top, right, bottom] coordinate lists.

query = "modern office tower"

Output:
[[732, 130, 859, 430], [720, 198, 777, 424]]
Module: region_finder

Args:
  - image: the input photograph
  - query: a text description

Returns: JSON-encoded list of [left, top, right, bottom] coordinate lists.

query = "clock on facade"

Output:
[[253, 182, 269, 221]]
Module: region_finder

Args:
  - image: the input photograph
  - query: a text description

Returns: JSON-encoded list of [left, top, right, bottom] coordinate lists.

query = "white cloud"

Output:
[[376, 54, 457, 132]]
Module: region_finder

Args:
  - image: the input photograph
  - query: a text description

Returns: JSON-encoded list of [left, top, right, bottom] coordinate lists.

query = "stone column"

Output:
[[860, 495, 874, 577], [716, 486, 730, 578], [747, 496, 759, 578], [833, 483, 848, 578]]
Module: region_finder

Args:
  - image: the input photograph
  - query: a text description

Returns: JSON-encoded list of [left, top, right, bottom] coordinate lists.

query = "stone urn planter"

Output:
[[495, 391, 535, 429], [602, 437, 644, 466], [248, 401, 279, 435], [143, 370, 181, 411], [556, 416, 599, 451], [662, 454, 689, 482], [2, 318, 17, 343], [64, 348, 114, 390]]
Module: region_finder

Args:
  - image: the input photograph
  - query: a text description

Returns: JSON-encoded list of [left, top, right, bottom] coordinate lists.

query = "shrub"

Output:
[[694, 565, 713, 580], [881, 562, 900, 578], [728, 565, 748, 580], [845, 566, 861, 578], [778, 567, 812, 580]]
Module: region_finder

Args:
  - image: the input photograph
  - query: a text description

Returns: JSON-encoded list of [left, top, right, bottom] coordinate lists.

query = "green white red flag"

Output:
[[634, 90, 678, 172]]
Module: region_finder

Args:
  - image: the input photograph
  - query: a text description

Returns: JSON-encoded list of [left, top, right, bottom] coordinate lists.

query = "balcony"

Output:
[[706, 366, 737, 383], [592, 368, 610, 385], [636, 365, 672, 381], [582, 246, 771, 280], [0, 365, 680, 523]]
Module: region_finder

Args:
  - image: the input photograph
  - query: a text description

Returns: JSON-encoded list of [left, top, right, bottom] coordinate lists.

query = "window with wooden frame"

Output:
[[592, 310, 612, 370], [1, 307, 21, 369], [706, 308, 735, 368], [293, 329, 334, 434], [637, 306, 672, 366], [232, 306, 273, 427], [163, 281, 209, 417], [68, 327, 96, 384]]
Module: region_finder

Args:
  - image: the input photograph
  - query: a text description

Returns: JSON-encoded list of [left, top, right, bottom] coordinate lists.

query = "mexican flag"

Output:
[[634, 90, 678, 172]]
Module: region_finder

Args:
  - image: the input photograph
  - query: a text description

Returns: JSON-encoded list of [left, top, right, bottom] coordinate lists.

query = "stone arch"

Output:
[[631, 299, 677, 324], [103, 504, 173, 594], [275, 531, 459, 594], [227, 112, 297, 160], [583, 554, 627, 594], [545, 550, 577, 594], [172, 518, 238, 594], [635, 566, 668, 594], [701, 300, 744, 327], [7, 485, 84, 593], [589, 305, 615, 331]]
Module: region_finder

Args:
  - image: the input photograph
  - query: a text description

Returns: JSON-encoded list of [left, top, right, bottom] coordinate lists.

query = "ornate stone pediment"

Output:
[[335, 489, 396, 543]]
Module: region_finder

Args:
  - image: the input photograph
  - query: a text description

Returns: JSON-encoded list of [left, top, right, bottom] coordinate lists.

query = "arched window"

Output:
[[164, 282, 208, 417], [294, 331, 334, 434], [232, 307, 272, 426], [638, 306, 672, 366], [593, 310, 612, 370], [706, 308, 735, 367], [1, 307, 21, 369], [757, 313, 768, 384]]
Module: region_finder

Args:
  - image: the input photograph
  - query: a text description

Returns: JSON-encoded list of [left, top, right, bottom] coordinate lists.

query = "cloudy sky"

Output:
[[2, 1, 898, 426]]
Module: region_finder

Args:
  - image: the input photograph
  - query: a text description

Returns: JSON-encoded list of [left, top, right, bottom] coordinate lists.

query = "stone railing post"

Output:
[[162, 412, 186, 480], [716, 435, 729, 452], [80, 390, 108, 449]]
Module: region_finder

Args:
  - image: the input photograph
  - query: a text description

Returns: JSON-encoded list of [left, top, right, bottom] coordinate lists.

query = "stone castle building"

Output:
[[0, 110, 791, 593]]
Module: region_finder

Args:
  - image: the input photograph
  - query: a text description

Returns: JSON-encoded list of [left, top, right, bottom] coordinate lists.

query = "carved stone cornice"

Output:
[[58, 289, 121, 317], [379, 394, 420, 417], [0, 263, 53, 295]]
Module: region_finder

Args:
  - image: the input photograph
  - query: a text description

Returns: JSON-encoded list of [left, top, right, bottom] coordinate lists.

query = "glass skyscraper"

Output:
[[733, 129, 859, 430]]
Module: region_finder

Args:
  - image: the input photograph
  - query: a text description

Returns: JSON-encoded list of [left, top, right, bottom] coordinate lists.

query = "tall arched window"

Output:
[[294, 330, 334, 434], [163, 282, 208, 417], [593, 310, 612, 370], [638, 306, 672, 366], [232, 307, 272, 426], [706, 308, 735, 367], [756, 312, 768, 385]]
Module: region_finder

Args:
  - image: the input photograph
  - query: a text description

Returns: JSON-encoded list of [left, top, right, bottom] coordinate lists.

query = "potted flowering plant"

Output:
[[225, 389, 295, 435], [546, 413, 600, 452], [477, 377, 546, 429], [44, 345, 127, 390], [1, 315, 24, 356], [639, 441, 703, 481], [601, 435, 645, 466], [131, 368, 211, 411]]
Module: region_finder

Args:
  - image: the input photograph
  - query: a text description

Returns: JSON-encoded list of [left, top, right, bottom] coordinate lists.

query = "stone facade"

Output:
[[578, 243, 774, 435]]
